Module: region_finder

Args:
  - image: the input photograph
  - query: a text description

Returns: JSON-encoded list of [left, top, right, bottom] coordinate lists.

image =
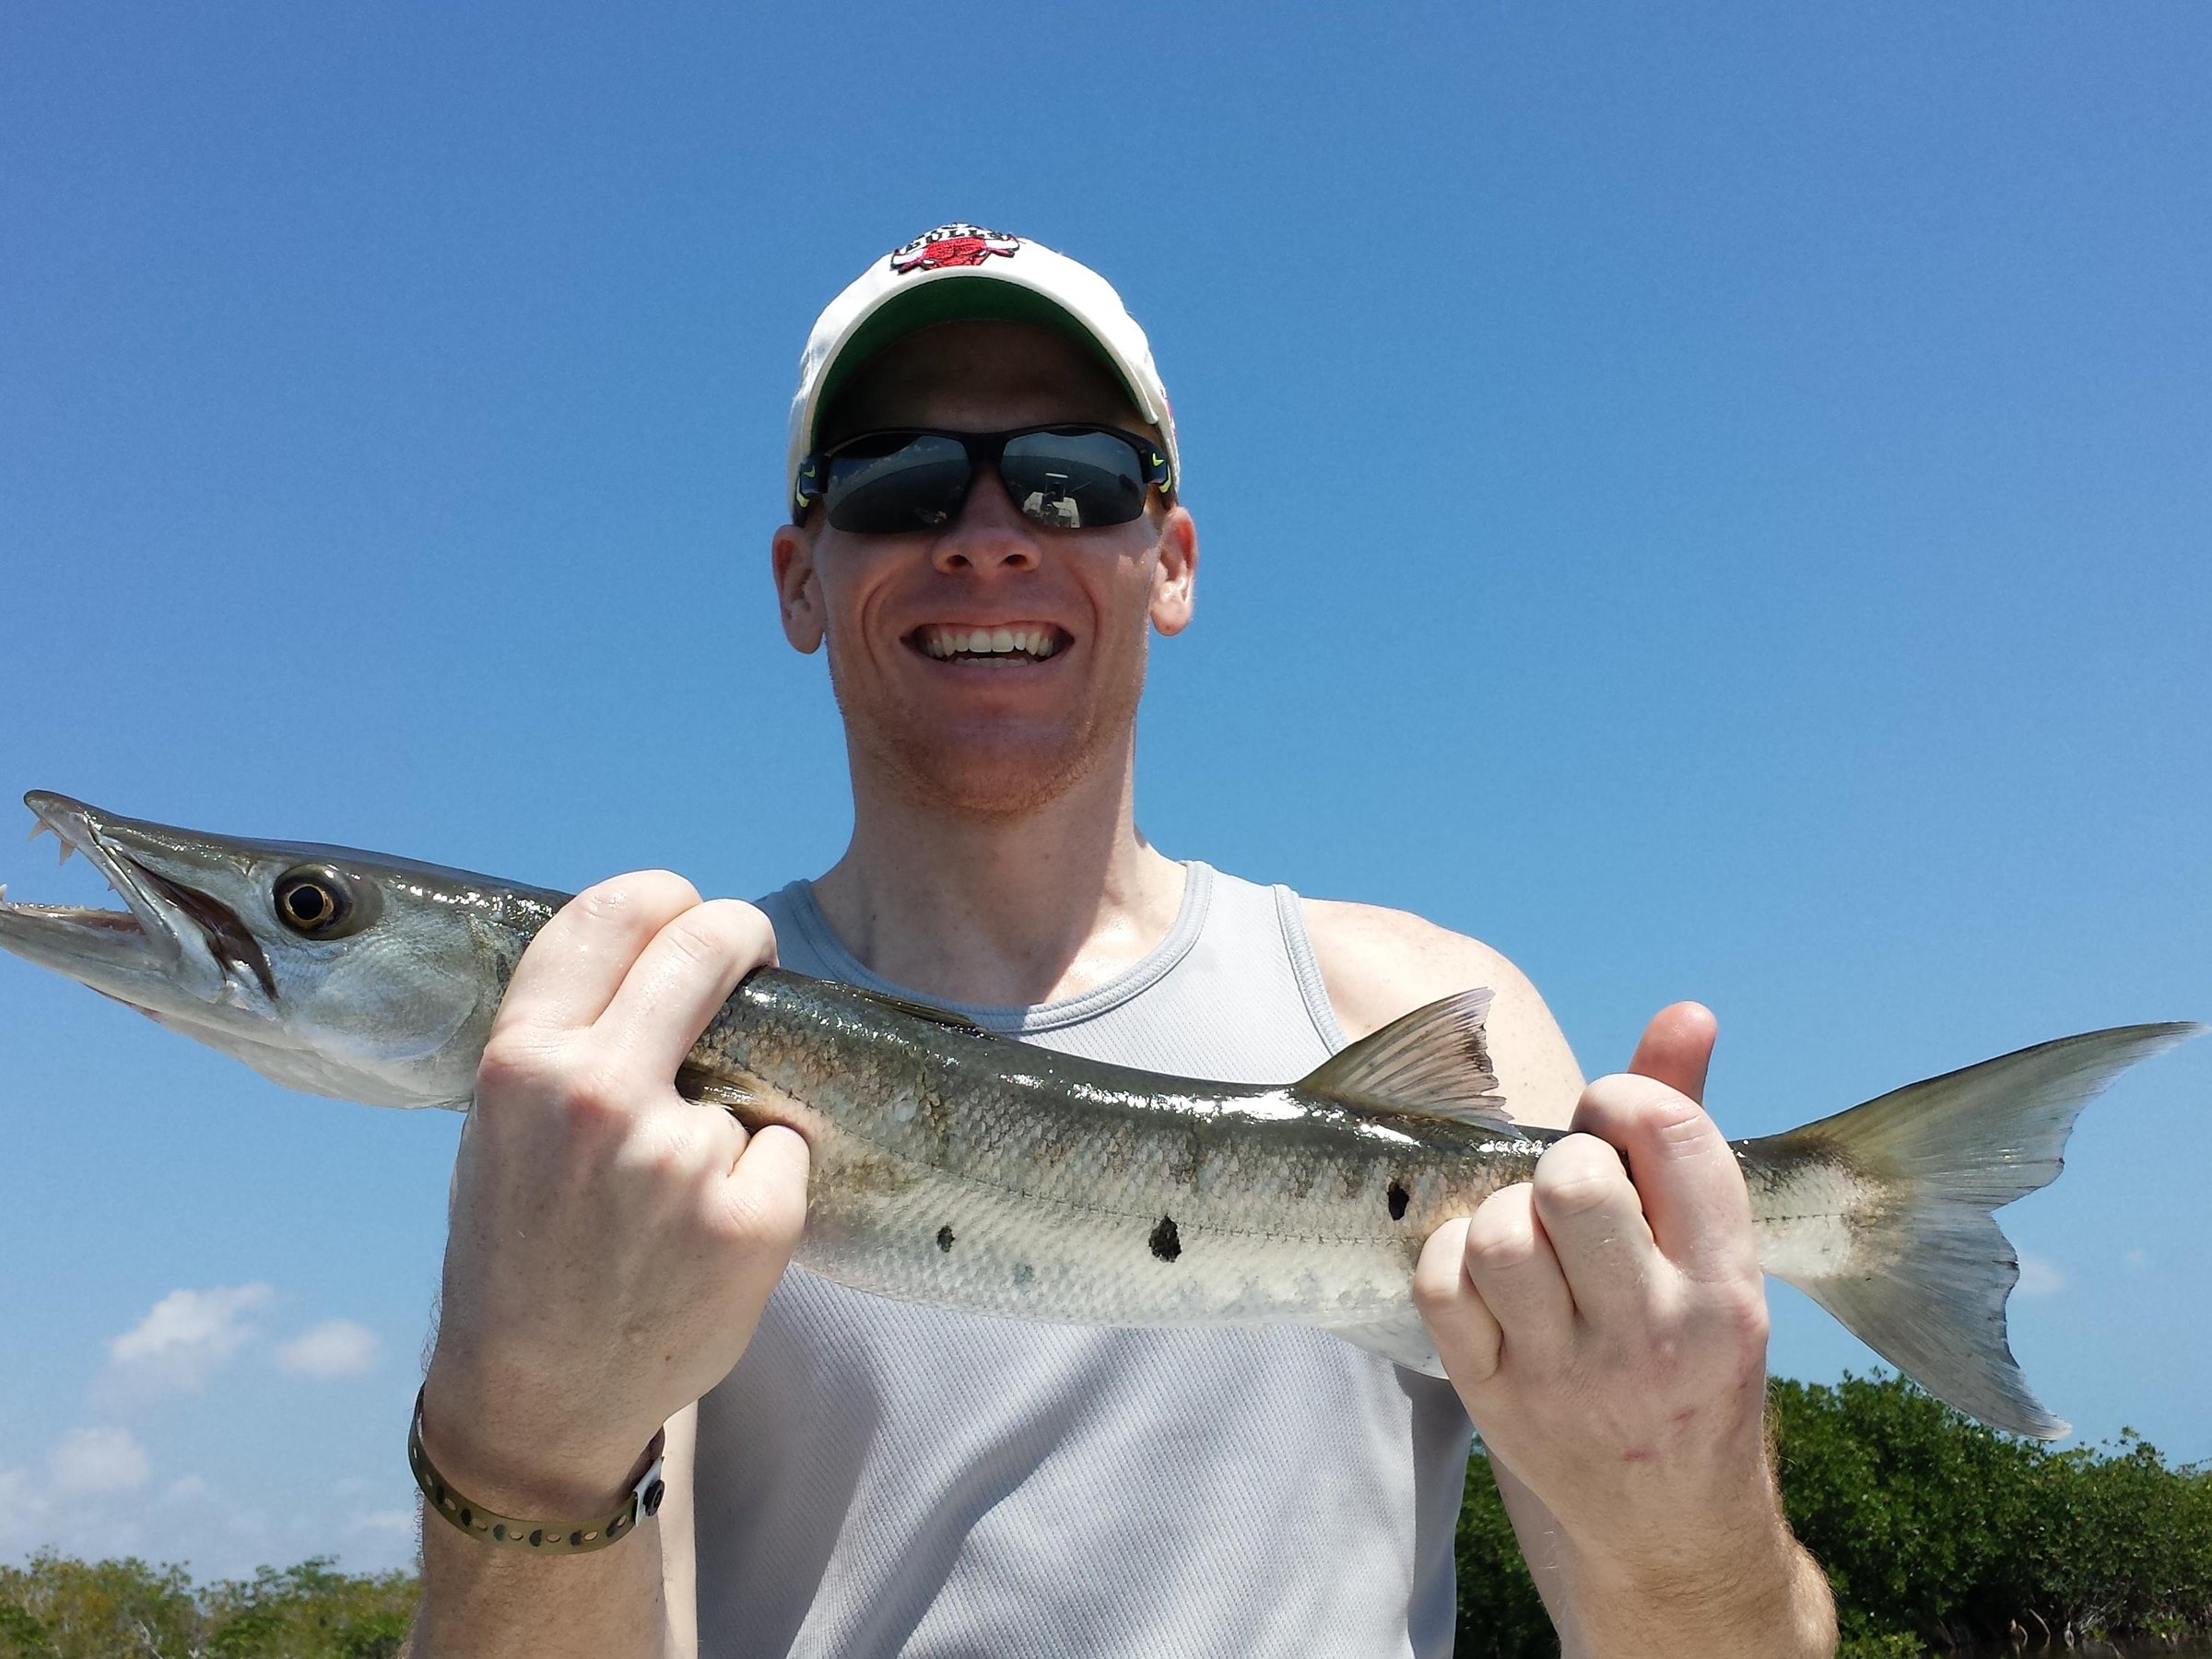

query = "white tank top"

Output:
[[692, 864, 1473, 1658]]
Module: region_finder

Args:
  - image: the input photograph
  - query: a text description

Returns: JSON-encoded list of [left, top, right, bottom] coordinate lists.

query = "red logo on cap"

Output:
[[889, 223, 1022, 274]]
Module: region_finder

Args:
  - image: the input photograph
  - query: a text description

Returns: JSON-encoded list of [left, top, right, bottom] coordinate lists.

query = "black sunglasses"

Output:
[[793, 425, 1173, 534]]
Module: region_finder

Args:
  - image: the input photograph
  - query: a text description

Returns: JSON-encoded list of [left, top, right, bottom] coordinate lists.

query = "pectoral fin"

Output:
[[1326, 1316, 1448, 1378]]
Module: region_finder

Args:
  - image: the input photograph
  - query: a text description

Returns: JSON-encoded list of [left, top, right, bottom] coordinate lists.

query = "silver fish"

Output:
[[0, 792, 2196, 1439]]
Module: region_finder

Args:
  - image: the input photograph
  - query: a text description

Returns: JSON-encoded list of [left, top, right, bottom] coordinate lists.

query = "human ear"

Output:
[[1148, 505, 1198, 637], [772, 524, 826, 653]]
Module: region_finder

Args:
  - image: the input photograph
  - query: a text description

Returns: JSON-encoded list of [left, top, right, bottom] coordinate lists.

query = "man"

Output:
[[408, 224, 1837, 1657]]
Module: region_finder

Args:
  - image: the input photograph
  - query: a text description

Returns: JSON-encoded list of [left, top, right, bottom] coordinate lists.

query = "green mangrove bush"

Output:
[[4, 1373, 2206, 1657], [1455, 1371, 2212, 1656], [0, 1556, 414, 1659]]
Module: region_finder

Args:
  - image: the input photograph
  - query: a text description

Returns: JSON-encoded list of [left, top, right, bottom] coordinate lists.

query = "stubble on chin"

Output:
[[828, 652, 1147, 822]]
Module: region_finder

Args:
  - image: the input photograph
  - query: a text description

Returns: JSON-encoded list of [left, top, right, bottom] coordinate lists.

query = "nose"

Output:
[[930, 464, 1038, 574]]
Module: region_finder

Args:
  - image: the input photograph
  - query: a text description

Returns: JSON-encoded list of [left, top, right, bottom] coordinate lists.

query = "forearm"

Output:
[[1497, 1453, 1835, 1659], [1564, 1522, 1836, 1658], [395, 886, 798, 1659], [405, 1364, 683, 1659], [409, 1506, 675, 1659]]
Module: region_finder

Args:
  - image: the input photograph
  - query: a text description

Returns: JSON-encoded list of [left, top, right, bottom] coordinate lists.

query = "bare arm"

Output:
[[411, 1403, 700, 1659], [1304, 900, 1836, 1659], [406, 879, 806, 1659]]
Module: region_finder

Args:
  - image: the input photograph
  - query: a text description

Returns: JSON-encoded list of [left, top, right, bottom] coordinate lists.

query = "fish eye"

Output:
[[272, 865, 377, 938]]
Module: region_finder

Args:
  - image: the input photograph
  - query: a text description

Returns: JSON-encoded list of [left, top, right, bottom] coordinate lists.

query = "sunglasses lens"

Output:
[[824, 434, 973, 534], [1000, 430, 1150, 529]]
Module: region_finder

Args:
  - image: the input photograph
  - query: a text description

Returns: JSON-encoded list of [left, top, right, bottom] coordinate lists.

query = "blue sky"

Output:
[[2, 2, 2206, 1578]]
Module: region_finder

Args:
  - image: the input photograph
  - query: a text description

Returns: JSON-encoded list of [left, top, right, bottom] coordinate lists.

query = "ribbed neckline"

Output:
[[771, 862, 1215, 1035]]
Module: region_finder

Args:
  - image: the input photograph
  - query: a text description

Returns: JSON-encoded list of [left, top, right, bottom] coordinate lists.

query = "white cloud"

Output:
[[50, 1426, 150, 1495], [104, 1284, 274, 1395], [353, 1509, 416, 1535], [276, 1320, 380, 1380], [2015, 1252, 2065, 1297], [164, 1474, 209, 1503], [2124, 1248, 2152, 1272], [0, 1468, 46, 1546]]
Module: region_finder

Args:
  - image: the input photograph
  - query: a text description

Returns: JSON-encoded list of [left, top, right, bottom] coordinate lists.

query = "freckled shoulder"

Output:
[[1300, 898, 1586, 1131]]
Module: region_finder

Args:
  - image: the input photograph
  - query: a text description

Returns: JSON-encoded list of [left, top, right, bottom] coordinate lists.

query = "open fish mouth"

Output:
[[0, 793, 272, 1005]]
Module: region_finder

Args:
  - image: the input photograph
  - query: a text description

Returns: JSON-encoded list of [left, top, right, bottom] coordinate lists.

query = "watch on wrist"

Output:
[[408, 1387, 667, 1555]]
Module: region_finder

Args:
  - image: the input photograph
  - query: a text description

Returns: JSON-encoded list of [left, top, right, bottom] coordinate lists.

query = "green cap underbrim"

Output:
[[812, 278, 1143, 446]]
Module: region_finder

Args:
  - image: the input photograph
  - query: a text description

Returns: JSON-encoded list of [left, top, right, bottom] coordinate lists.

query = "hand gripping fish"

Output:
[[0, 793, 2196, 1439]]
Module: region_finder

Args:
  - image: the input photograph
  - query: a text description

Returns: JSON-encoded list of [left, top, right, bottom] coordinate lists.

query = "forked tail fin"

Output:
[[1743, 1023, 2201, 1439]]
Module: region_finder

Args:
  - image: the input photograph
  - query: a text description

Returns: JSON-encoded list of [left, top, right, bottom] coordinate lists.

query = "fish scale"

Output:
[[685, 969, 1535, 1333], [0, 790, 2198, 1437]]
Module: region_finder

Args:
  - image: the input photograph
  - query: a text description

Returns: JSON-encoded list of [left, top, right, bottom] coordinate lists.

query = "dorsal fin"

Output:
[[1296, 988, 1521, 1134], [849, 985, 994, 1039]]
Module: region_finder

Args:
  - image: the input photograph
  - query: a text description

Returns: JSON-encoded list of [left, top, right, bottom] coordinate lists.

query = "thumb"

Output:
[[1625, 1001, 1717, 1105]]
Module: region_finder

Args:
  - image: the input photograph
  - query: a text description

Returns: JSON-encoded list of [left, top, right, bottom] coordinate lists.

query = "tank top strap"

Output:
[[755, 863, 1347, 1082]]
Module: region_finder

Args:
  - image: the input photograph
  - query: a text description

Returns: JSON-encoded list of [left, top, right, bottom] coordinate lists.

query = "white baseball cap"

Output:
[[786, 223, 1180, 517]]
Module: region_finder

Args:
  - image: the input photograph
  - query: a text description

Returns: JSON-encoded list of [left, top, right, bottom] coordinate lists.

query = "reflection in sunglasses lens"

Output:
[[1003, 431, 1147, 530], [826, 436, 972, 534], [823, 429, 1151, 535]]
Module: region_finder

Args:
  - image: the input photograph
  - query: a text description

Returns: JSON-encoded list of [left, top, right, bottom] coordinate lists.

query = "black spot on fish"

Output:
[[1148, 1215, 1182, 1263], [935, 1224, 955, 1253], [1013, 1263, 1034, 1288], [1387, 1180, 1410, 1221]]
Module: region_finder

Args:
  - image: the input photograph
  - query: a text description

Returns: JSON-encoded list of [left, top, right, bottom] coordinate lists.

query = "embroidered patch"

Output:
[[889, 223, 1022, 274]]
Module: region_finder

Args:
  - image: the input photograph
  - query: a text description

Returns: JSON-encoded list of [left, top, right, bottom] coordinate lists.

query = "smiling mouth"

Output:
[[907, 624, 1070, 665]]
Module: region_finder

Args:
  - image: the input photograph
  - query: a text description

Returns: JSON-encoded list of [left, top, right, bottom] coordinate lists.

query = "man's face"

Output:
[[772, 321, 1196, 818]]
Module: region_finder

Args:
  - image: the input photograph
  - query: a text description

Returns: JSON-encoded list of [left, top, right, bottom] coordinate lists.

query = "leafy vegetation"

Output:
[[5, 1374, 2206, 1657], [1455, 1371, 2212, 1656], [0, 1556, 414, 1659]]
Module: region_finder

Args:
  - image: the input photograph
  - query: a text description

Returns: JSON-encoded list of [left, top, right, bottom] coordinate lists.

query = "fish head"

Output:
[[0, 793, 570, 1109]]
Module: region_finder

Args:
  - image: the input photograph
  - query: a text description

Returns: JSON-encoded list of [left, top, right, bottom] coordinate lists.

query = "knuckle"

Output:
[[619, 1112, 704, 1182], [1709, 1278, 1771, 1347], [558, 1053, 642, 1132], [1465, 1190, 1538, 1270], [475, 1034, 556, 1101], [1533, 1136, 1625, 1214], [576, 870, 700, 924], [1647, 1098, 1714, 1155], [652, 900, 775, 978], [1535, 1170, 1616, 1219], [695, 899, 779, 966], [655, 909, 724, 969]]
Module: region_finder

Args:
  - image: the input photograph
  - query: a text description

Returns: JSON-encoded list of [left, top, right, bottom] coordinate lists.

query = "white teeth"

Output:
[[920, 626, 1062, 661]]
